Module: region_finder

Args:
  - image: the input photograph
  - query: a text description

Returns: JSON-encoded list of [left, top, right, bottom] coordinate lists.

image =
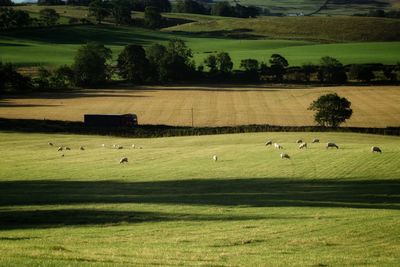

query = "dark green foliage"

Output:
[[72, 43, 112, 86], [175, 0, 209, 14], [240, 59, 259, 72], [0, 62, 33, 93], [110, 0, 132, 25], [66, 0, 91, 5], [216, 52, 233, 74], [383, 65, 397, 81], [33, 66, 74, 90], [0, 0, 13, 6], [318, 56, 347, 84], [308, 93, 353, 128], [204, 54, 218, 73], [349, 64, 375, 82], [89, 0, 110, 24], [301, 63, 318, 82], [0, 8, 31, 29], [211, 1, 233, 17], [146, 39, 194, 82], [144, 6, 162, 28], [38, 0, 64, 5], [117, 44, 150, 83], [269, 54, 288, 82], [39, 8, 60, 26], [132, 0, 171, 12]]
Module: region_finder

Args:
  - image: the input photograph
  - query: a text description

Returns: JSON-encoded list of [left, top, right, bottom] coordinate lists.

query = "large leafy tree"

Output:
[[216, 52, 233, 74], [110, 0, 132, 25], [72, 43, 112, 86], [144, 6, 162, 28], [39, 8, 60, 26], [308, 93, 353, 127], [204, 54, 218, 73], [89, 0, 110, 24], [117, 44, 150, 83], [269, 54, 288, 82], [318, 56, 347, 84]]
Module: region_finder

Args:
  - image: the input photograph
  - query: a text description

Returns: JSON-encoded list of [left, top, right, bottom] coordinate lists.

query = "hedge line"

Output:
[[0, 118, 399, 137]]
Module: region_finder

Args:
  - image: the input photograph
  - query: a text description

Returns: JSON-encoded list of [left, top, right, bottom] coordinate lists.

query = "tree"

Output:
[[269, 54, 288, 82], [39, 8, 60, 26], [301, 63, 317, 82], [38, 0, 64, 5], [117, 44, 150, 83], [211, 1, 233, 17], [308, 93, 353, 127], [144, 6, 162, 28], [175, 0, 208, 14], [349, 64, 375, 82], [0, 0, 13, 6], [240, 59, 259, 73], [72, 43, 112, 86], [216, 52, 233, 74], [89, 0, 110, 24], [0, 8, 31, 29], [0, 62, 33, 93], [204, 54, 218, 73], [110, 0, 132, 25], [317, 56, 347, 84]]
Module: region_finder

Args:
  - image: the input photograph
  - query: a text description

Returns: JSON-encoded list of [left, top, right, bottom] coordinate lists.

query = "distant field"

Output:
[[0, 131, 399, 266], [1, 85, 399, 127], [1, 25, 400, 68], [164, 16, 400, 42]]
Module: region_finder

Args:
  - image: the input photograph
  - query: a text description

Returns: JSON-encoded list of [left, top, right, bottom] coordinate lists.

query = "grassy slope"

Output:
[[163, 16, 400, 42], [0, 131, 399, 266], [1, 86, 400, 127], [1, 25, 400, 68]]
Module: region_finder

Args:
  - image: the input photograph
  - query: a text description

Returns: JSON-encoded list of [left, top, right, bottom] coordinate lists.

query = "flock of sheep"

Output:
[[262, 138, 382, 160], [48, 137, 382, 164]]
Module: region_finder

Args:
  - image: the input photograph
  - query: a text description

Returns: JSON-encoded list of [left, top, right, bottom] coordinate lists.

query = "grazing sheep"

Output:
[[296, 139, 303, 144], [280, 153, 290, 159], [299, 143, 307, 149], [326, 142, 339, 149], [371, 146, 382, 153], [101, 144, 105, 148], [265, 140, 272, 146], [61, 154, 64, 157], [213, 155, 218, 161], [48, 142, 53, 146], [119, 157, 128, 164], [274, 143, 283, 149], [312, 138, 320, 143], [131, 144, 135, 149], [65, 147, 71, 150], [57, 147, 63, 151], [80, 146, 85, 151], [113, 144, 117, 148], [117, 145, 123, 149]]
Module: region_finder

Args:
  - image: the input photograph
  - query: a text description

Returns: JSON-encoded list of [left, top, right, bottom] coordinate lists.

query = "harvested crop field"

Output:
[[1, 86, 399, 127]]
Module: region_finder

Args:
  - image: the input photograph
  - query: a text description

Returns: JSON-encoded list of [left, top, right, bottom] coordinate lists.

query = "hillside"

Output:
[[163, 16, 400, 42]]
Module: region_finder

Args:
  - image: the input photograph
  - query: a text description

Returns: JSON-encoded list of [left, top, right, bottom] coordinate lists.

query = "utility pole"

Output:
[[191, 107, 194, 128]]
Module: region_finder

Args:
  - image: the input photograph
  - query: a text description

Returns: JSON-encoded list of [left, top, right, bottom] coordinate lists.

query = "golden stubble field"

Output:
[[1, 85, 399, 127]]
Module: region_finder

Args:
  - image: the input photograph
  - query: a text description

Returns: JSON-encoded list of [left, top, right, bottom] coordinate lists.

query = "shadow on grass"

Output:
[[0, 178, 399, 229]]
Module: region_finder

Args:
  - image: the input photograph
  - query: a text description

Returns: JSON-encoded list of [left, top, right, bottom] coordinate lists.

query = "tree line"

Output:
[[1, 40, 399, 94]]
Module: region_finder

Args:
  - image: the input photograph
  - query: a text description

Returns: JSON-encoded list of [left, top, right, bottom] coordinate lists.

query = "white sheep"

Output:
[[299, 143, 307, 149], [296, 139, 303, 144], [213, 155, 218, 161], [371, 146, 382, 153], [265, 140, 272, 146], [101, 144, 105, 148], [80, 146, 85, 151], [57, 147, 63, 151], [312, 138, 320, 143], [131, 144, 135, 149], [280, 153, 290, 159], [326, 142, 339, 149], [274, 143, 283, 149], [119, 157, 128, 164]]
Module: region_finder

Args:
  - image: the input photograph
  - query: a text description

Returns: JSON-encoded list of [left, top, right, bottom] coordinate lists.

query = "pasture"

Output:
[[0, 131, 399, 266], [1, 23, 400, 68], [1, 86, 400, 127]]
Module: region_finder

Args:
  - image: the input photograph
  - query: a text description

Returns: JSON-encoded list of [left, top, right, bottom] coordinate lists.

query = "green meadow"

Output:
[[0, 131, 399, 266], [1, 25, 400, 68]]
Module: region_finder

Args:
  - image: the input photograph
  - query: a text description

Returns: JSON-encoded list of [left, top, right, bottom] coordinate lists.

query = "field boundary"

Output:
[[1, 118, 399, 137]]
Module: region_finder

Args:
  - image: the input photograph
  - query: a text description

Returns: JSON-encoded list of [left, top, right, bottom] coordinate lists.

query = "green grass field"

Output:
[[1, 25, 400, 68], [0, 131, 399, 266]]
